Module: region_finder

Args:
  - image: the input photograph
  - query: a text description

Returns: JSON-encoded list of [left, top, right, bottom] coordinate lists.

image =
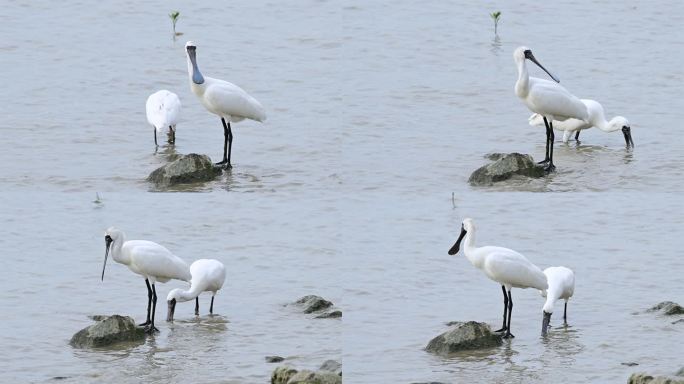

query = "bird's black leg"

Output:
[[503, 290, 515, 338], [545, 122, 556, 172], [210, 295, 215, 314], [154, 129, 158, 147], [195, 297, 200, 316], [538, 117, 551, 164], [494, 285, 508, 332], [139, 279, 152, 326], [215, 118, 233, 168], [563, 301, 568, 324], [168, 126, 176, 144], [574, 131, 580, 142], [146, 283, 160, 333]]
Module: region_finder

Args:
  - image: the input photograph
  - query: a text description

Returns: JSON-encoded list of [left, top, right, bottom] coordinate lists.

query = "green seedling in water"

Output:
[[169, 11, 182, 36], [490, 11, 501, 34]]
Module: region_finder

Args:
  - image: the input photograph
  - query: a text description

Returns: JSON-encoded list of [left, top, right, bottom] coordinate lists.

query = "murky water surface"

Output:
[[1, 0, 683, 383]]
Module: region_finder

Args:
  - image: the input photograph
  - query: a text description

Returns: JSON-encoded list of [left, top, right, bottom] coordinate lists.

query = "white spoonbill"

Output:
[[448, 218, 548, 338], [529, 99, 633, 146], [514, 46, 588, 172], [146, 90, 181, 146], [166, 259, 226, 321], [101, 227, 191, 333], [540, 266, 575, 336], [185, 41, 267, 167]]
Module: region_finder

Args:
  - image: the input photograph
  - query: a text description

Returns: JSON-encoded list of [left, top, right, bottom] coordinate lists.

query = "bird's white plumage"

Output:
[[514, 46, 588, 122], [529, 99, 630, 142], [167, 259, 226, 302], [146, 90, 181, 134], [105, 228, 191, 284], [458, 219, 547, 291], [540, 266, 575, 314]]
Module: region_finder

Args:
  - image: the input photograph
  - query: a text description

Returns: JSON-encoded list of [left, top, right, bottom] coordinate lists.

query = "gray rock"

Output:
[[315, 310, 342, 319], [425, 321, 502, 356], [287, 369, 342, 384], [647, 301, 684, 316], [484, 152, 506, 161], [468, 153, 546, 186], [266, 355, 285, 363], [70, 315, 145, 348], [293, 295, 333, 314], [147, 153, 222, 187], [628, 373, 684, 384], [673, 319, 684, 325], [677, 367, 684, 377], [622, 362, 640, 367], [271, 366, 298, 384], [319, 360, 342, 374]]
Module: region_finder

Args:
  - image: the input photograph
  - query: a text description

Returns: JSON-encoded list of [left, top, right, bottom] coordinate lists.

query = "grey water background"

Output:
[[1, 0, 683, 383]]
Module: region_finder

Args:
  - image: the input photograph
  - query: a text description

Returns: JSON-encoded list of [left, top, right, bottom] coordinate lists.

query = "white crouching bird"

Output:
[[166, 259, 226, 321], [448, 218, 548, 338], [185, 41, 267, 167], [101, 227, 191, 333], [146, 90, 181, 146], [529, 99, 633, 146], [540, 266, 575, 336], [513, 46, 588, 172]]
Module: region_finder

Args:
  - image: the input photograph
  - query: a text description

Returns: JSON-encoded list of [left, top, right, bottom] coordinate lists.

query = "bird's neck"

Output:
[[174, 286, 202, 303], [462, 230, 483, 267], [515, 59, 529, 98], [111, 237, 128, 265], [597, 116, 622, 133]]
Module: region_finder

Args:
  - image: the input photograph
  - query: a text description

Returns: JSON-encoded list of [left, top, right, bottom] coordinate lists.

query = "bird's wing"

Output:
[[529, 79, 588, 121], [146, 91, 180, 130], [485, 249, 548, 290], [162, 92, 181, 127], [127, 241, 191, 282], [204, 79, 267, 122], [529, 112, 587, 133]]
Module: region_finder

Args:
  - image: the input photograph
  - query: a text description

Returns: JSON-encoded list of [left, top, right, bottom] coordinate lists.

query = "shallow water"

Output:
[[1, 0, 683, 383]]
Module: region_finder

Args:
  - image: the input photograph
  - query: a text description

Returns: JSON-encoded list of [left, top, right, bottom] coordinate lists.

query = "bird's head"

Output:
[[612, 117, 634, 147], [542, 310, 552, 336], [185, 41, 204, 85], [101, 227, 122, 281], [514, 46, 560, 83], [166, 289, 182, 322], [448, 218, 473, 255], [185, 41, 196, 51]]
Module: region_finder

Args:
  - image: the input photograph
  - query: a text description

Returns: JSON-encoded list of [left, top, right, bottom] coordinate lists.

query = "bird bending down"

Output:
[[529, 99, 633, 147], [513, 46, 588, 172], [166, 259, 227, 321], [185, 41, 267, 167], [540, 266, 575, 336], [448, 218, 548, 338], [146, 90, 181, 146], [101, 227, 191, 333]]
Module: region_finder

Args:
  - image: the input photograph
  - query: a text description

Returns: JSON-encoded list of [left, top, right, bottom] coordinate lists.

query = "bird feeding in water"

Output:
[[185, 41, 267, 168], [146, 90, 181, 146], [167, 259, 227, 321], [513, 46, 588, 172], [101, 227, 191, 333], [540, 266, 575, 336], [529, 99, 633, 146], [448, 218, 548, 338]]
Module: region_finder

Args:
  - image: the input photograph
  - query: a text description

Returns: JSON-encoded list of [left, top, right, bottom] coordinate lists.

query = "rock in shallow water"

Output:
[[70, 315, 145, 348], [319, 360, 342, 374], [147, 153, 222, 187], [288, 370, 341, 384], [266, 355, 285, 363], [647, 301, 684, 316], [294, 295, 333, 313], [628, 372, 684, 384], [425, 321, 502, 356], [468, 153, 546, 186]]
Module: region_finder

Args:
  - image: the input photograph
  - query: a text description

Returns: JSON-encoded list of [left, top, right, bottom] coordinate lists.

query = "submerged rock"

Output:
[[315, 310, 342, 319], [293, 295, 333, 314], [319, 360, 342, 374], [266, 355, 285, 363], [70, 315, 145, 348], [628, 373, 684, 384], [287, 370, 342, 384], [647, 301, 684, 316], [147, 153, 222, 187], [468, 153, 545, 186], [425, 321, 502, 356], [271, 366, 299, 384]]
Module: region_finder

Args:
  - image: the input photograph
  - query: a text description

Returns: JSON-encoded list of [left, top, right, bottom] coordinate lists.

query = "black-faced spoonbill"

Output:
[[166, 259, 226, 321], [185, 41, 267, 168], [540, 266, 575, 336], [448, 218, 548, 338], [513, 46, 588, 172], [529, 99, 633, 146], [146, 90, 181, 146], [101, 227, 191, 333]]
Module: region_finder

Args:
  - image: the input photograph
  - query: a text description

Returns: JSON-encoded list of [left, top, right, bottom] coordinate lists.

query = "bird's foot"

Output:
[[214, 160, 232, 169], [537, 159, 550, 165], [144, 325, 160, 334], [502, 332, 515, 339], [138, 320, 151, 327], [544, 164, 556, 173], [494, 326, 507, 333]]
